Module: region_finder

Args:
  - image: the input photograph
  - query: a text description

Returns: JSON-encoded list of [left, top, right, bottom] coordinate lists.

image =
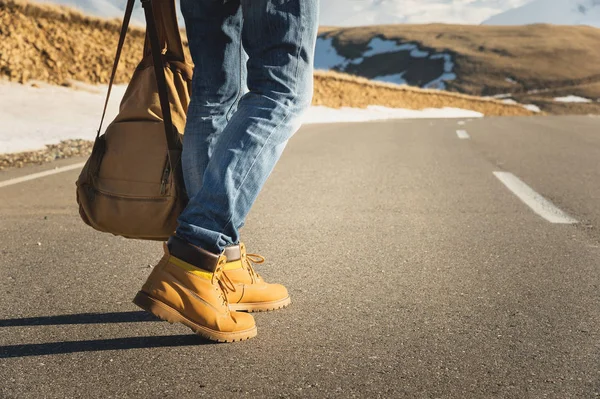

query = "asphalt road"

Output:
[[1, 116, 599, 398]]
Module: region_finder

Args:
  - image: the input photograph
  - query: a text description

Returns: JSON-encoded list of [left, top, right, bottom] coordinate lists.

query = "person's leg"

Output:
[[180, 0, 244, 198], [133, 0, 257, 343], [176, 0, 320, 254]]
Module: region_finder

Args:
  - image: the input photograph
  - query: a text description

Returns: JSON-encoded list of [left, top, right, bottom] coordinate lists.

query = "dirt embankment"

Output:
[[0, 0, 145, 85], [313, 71, 532, 116], [1, 0, 532, 117]]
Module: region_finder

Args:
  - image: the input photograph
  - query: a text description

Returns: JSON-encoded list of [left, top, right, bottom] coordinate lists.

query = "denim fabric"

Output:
[[176, 0, 319, 254]]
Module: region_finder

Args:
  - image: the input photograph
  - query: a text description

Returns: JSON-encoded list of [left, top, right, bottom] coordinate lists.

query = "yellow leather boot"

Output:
[[133, 236, 257, 342], [222, 243, 291, 312]]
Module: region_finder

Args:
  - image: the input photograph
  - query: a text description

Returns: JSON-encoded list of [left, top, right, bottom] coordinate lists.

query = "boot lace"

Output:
[[212, 257, 237, 307], [240, 243, 265, 283]]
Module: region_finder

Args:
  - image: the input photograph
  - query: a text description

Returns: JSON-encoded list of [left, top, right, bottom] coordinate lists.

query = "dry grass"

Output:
[[313, 70, 535, 116], [0, 0, 146, 84]]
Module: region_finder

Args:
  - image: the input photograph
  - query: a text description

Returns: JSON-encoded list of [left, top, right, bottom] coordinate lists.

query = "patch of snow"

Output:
[[523, 104, 542, 113], [315, 36, 456, 89], [430, 53, 452, 72], [0, 80, 484, 154], [410, 48, 430, 58], [527, 89, 551, 94], [0, 81, 126, 154], [492, 93, 513, 99], [505, 77, 518, 84], [338, 39, 424, 70], [423, 53, 456, 89], [361, 38, 413, 58], [372, 72, 408, 85], [554, 95, 592, 103], [314, 37, 350, 71], [498, 98, 542, 112], [424, 72, 457, 90], [303, 106, 483, 124]]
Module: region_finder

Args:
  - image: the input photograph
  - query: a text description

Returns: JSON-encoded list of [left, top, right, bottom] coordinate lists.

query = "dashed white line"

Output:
[[456, 130, 470, 139], [457, 121, 466, 125], [0, 162, 86, 188], [493, 171, 578, 224]]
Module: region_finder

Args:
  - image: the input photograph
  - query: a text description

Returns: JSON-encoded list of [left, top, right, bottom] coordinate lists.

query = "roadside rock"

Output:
[[0, 140, 93, 170]]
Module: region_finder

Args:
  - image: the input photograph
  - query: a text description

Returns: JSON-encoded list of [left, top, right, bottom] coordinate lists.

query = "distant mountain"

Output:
[[35, 0, 533, 27], [319, 0, 532, 26], [483, 0, 600, 27]]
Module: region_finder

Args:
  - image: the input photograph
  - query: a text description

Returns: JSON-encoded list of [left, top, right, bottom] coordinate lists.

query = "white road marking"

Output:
[[0, 162, 86, 188], [458, 121, 465, 125], [456, 130, 470, 139], [493, 171, 578, 224]]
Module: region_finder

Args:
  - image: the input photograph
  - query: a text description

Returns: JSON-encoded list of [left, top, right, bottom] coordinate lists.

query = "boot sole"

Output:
[[229, 296, 291, 313], [133, 291, 257, 343]]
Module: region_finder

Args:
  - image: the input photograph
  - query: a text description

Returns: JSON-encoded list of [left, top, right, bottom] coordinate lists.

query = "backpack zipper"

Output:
[[160, 164, 170, 195]]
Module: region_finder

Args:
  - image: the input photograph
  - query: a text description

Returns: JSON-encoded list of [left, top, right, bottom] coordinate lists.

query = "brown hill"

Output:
[[0, 0, 144, 85], [0, 0, 531, 118], [321, 24, 600, 114]]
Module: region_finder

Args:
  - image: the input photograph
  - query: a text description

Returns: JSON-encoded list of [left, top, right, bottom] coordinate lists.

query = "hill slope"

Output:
[[0, 0, 146, 84], [317, 23, 600, 114]]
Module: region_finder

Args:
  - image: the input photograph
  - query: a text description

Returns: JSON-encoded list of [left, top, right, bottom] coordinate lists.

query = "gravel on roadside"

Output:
[[0, 139, 92, 171]]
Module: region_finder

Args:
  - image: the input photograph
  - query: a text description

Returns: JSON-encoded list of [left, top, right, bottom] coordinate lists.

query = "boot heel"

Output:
[[133, 291, 257, 342], [133, 291, 183, 325]]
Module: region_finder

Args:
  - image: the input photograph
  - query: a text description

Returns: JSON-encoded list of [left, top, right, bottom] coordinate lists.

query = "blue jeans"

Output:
[[176, 0, 319, 254]]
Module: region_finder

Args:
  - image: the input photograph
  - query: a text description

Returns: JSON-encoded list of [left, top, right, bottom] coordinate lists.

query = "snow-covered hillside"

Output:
[[315, 37, 456, 89], [36, 0, 533, 27], [483, 0, 600, 27]]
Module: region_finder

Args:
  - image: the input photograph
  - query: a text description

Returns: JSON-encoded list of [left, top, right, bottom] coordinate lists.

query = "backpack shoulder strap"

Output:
[[96, 0, 136, 139], [143, 0, 187, 62], [141, 0, 181, 173]]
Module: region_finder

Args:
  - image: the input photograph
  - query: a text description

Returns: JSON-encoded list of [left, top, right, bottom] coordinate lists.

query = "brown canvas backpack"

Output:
[[76, 0, 191, 240]]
